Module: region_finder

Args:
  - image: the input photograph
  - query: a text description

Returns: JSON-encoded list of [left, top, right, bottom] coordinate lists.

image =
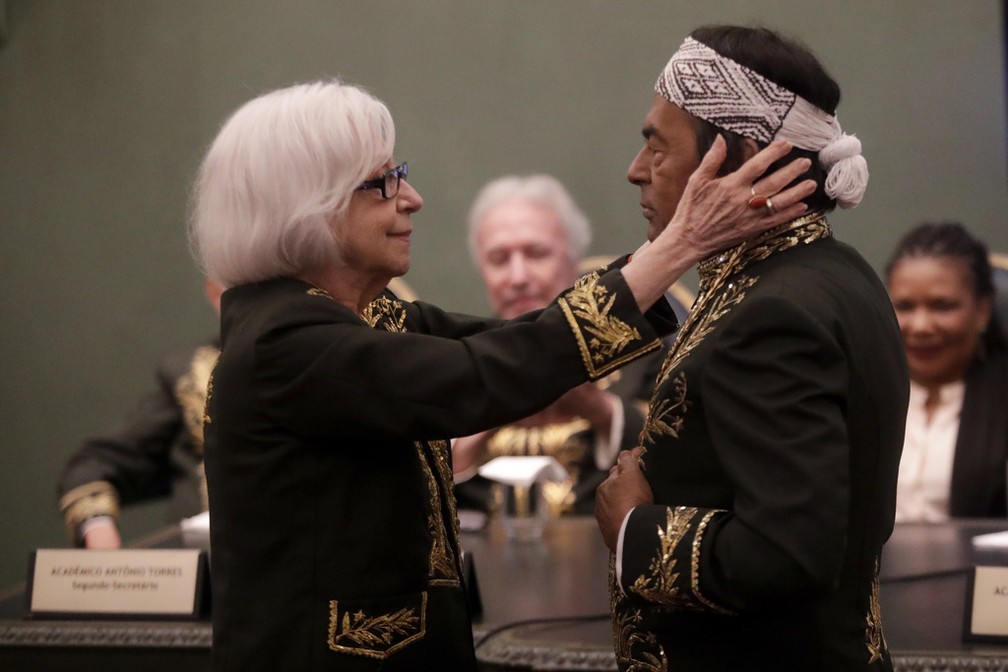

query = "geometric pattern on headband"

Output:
[[656, 37, 798, 145]]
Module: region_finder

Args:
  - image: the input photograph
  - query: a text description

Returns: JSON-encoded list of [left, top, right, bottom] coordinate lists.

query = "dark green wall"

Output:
[[1, 0, 1006, 589]]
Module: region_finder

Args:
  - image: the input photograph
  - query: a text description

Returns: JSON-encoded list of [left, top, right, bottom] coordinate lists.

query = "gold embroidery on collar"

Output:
[[610, 555, 668, 672], [327, 593, 427, 659], [559, 271, 656, 379], [361, 295, 407, 332], [696, 212, 831, 292], [866, 556, 887, 663]]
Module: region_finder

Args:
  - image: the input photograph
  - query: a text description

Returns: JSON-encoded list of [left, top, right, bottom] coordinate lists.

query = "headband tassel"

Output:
[[821, 135, 868, 208]]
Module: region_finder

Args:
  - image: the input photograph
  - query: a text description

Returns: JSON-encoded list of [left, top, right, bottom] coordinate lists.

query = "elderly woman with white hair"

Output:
[[188, 79, 814, 671]]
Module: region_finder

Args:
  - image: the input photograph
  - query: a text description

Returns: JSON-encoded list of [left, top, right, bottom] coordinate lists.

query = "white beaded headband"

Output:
[[656, 37, 868, 209]]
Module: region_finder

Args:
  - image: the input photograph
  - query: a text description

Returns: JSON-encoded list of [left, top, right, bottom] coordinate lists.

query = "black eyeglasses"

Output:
[[356, 162, 408, 200]]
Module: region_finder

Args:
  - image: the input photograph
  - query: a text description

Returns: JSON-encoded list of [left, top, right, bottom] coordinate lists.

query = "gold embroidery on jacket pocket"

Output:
[[327, 592, 427, 659]]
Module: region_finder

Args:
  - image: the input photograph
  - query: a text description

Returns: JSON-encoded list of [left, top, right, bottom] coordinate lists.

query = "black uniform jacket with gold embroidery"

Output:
[[205, 267, 673, 672], [58, 341, 219, 542], [612, 215, 909, 672]]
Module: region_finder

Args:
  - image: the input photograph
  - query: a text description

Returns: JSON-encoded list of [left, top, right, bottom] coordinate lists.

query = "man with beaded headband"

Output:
[[595, 25, 908, 671]]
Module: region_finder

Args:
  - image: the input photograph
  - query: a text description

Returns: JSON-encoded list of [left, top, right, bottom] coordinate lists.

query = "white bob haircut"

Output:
[[188, 80, 395, 288], [466, 174, 592, 266]]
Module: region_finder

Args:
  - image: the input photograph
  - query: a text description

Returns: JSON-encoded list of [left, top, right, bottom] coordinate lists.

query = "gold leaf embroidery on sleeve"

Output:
[[327, 594, 426, 659], [564, 272, 642, 362], [690, 510, 734, 615], [630, 506, 696, 606], [865, 556, 887, 663]]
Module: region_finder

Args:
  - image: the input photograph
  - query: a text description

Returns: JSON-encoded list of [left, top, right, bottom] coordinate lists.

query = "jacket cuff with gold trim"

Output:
[[557, 261, 675, 381], [59, 480, 121, 544], [619, 504, 735, 615]]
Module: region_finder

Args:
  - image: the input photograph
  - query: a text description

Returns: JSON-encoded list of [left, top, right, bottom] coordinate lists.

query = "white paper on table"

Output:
[[971, 529, 1008, 549], [180, 510, 211, 549], [477, 456, 569, 489]]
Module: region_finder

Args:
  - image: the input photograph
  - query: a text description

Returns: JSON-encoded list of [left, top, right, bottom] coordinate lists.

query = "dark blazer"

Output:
[[949, 348, 1008, 517], [205, 268, 672, 672], [58, 341, 218, 541], [611, 215, 909, 672]]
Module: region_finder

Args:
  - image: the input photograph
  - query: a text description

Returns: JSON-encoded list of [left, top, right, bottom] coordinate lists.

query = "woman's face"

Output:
[[888, 255, 991, 388], [332, 159, 423, 286]]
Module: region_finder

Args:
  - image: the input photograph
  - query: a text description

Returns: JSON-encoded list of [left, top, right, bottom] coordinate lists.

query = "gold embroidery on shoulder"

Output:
[[866, 556, 887, 663], [559, 272, 656, 379], [610, 555, 667, 672], [327, 593, 427, 659], [361, 295, 407, 332]]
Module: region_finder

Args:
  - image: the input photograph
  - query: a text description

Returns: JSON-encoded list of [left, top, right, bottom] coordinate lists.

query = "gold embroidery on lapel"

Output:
[[658, 274, 757, 388], [610, 555, 668, 672], [642, 213, 832, 448], [327, 593, 427, 659], [415, 441, 461, 586], [428, 439, 465, 581], [559, 271, 656, 379], [640, 372, 688, 446], [865, 556, 887, 663], [175, 345, 220, 452], [177, 346, 219, 513]]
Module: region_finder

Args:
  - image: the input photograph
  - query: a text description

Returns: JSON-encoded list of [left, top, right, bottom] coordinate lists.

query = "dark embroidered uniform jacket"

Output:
[[611, 214, 909, 672], [949, 347, 1008, 517], [58, 342, 219, 542], [205, 267, 673, 672]]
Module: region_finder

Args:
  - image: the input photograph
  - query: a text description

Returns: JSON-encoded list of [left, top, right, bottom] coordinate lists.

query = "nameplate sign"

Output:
[[963, 565, 1008, 642], [27, 549, 209, 620]]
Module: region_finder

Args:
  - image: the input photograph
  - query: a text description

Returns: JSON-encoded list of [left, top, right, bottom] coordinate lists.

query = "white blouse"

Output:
[[895, 380, 965, 522]]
